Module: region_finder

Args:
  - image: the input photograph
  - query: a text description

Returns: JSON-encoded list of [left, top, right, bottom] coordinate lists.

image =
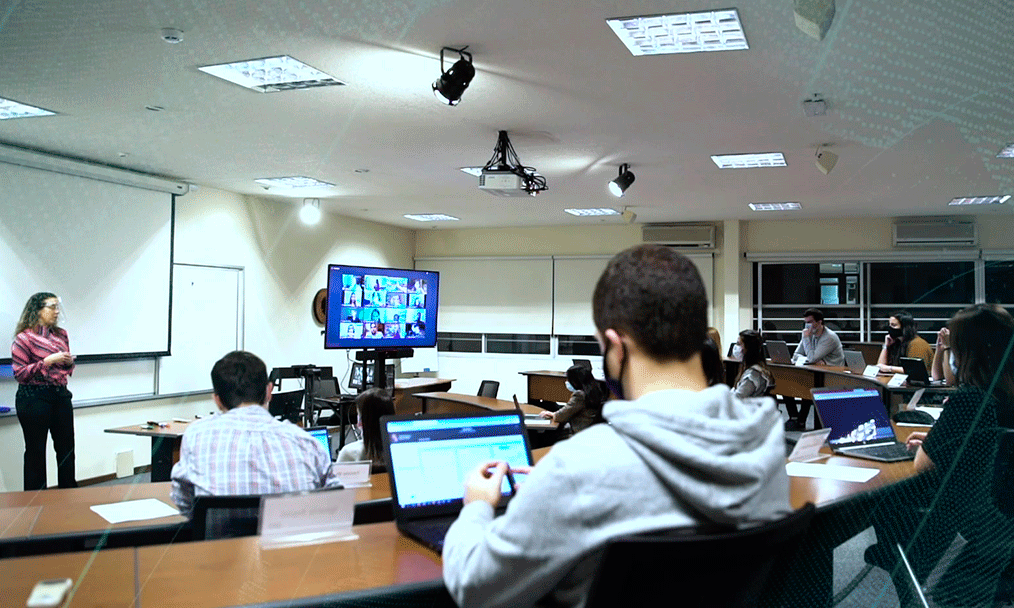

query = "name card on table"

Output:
[[887, 373, 908, 388], [259, 487, 357, 549], [862, 365, 881, 378], [787, 429, 832, 463], [332, 461, 372, 487]]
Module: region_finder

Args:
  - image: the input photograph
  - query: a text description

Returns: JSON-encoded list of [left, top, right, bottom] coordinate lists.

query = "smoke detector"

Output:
[[160, 28, 184, 44]]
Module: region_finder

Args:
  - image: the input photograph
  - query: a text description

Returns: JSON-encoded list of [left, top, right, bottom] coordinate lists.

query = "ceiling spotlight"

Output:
[[609, 164, 635, 197], [299, 198, 321, 225], [433, 46, 475, 106]]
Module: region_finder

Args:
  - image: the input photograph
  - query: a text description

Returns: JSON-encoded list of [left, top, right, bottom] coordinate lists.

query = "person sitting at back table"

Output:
[[170, 351, 339, 516], [877, 311, 933, 374], [442, 245, 791, 608], [539, 364, 604, 434], [906, 304, 1014, 472], [733, 329, 775, 399], [337, 388, 396, 467], [793, 308, 844, 366]]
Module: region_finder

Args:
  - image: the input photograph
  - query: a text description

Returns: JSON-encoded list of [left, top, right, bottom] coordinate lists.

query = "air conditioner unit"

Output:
[[642, 224, 716, 248], [892, 220, 977, 247]]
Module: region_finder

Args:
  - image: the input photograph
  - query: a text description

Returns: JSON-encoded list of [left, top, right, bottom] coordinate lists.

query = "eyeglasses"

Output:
[[41, 303, 60, 311]]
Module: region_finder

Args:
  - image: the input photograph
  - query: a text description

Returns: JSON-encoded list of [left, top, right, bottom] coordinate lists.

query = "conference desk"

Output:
[[519, 370, 571, 405], [415, 392, 558, 431], [393, 377, 456, 414], [105, 420, 191, 482]]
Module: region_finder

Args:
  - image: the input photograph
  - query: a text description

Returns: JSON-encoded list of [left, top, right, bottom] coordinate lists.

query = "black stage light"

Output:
[[609, 164, 635, 197], [433, 47, 475, 106]]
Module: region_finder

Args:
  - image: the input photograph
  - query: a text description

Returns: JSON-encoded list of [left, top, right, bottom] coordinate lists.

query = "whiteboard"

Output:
[[157, 264, 244, 395]]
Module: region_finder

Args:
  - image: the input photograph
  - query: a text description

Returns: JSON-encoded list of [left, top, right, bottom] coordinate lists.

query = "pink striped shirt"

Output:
[[11, 326, 74, 386]]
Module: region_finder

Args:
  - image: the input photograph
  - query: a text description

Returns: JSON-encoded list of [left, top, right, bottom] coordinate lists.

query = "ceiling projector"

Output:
[[478, 168, 532, 197]]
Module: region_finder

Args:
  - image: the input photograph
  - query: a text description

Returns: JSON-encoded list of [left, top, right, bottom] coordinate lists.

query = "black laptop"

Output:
[[811, 387, 914, 462], [381, 411, 534, 553], [765, 340, 793, 364], [900, 357, 930, 386]]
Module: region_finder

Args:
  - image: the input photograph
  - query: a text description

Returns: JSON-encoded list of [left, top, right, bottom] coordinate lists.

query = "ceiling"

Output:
[[1, 0, 1012, 229]]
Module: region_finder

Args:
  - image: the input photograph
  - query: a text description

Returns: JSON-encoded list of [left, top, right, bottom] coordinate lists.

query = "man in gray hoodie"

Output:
[[442, 244, 792, 608]]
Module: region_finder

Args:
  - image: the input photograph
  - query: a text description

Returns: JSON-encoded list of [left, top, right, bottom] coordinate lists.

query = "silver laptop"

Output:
[[765, 340, 792, 364], [843, 350, 867, 374], [811, 387, 914, 462], [381, 411, 533, 553]]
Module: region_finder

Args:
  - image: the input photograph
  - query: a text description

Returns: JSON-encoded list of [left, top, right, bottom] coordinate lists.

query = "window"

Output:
[[485, 333, 551, 355], [436, 332, 482, 353], [985, 260, 1014, 305], [557, 335, 601, 356]]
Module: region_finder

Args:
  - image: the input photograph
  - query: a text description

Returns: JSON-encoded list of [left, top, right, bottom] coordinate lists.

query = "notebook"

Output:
[[900, 357, 930, 386], [305, 426, 333, 461], [810, 387, 914, 462], [843, 350, 867, 374], [381, 411, 534, 553], [766, 340, 792, 364]]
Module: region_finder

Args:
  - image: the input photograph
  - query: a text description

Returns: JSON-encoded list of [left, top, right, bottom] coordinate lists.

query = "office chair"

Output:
[[477, 380, 500, 399], [267, 390, 304, 424], [584, 503, 815, 608], [572, 359, 592, 370]]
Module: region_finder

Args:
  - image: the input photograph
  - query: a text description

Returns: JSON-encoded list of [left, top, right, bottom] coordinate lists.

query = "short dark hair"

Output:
[[803, 308, 824, 323], [949, 304, 1014, 404], [592, 245, 708, 361], [355, 388, 396, 461], [211, 351, 269, 410]]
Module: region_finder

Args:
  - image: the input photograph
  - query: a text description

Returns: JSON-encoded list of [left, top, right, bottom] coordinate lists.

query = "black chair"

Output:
[[572, 359, 592, 370], [477, 380, 500, 399], [584, 504, 815, 608], [190, 493, 395, 541], [267, 389, 304, 423]]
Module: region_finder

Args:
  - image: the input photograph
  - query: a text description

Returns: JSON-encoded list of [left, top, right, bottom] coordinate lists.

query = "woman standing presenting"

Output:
[[11, 292, 77, 490]]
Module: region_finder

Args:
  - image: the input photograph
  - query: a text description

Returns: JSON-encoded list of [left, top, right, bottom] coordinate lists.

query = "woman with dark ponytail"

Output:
[[877, 311, 933, 374]]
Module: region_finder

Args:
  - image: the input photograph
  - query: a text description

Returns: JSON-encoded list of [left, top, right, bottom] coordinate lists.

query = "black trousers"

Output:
[[16, 384, 77, 490]]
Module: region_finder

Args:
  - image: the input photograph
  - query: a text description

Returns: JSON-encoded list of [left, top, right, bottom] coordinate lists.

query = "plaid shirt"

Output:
[[11, 326, 74, 386], [170, 405, 338, 515]]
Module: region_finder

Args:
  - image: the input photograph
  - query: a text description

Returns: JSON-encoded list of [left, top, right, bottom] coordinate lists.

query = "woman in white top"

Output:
[[337, 388, 396, 468], [733, 329, 775, 399]]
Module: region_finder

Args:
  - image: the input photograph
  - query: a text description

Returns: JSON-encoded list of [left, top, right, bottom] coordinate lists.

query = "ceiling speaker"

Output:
[[794, 0, 835, 40], [816, 149, 838, 175]]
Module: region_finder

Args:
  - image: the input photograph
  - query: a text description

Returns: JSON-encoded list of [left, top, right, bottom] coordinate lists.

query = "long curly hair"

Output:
[[14, 292, 58, 336]]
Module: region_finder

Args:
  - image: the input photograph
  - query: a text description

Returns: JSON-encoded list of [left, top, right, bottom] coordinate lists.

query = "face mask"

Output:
[[732, 344, 743, 360], [602, 340, 626, 401], [565, 381, 575, 392], [888, 326, 903, 339], [950, 352, 958, 378]]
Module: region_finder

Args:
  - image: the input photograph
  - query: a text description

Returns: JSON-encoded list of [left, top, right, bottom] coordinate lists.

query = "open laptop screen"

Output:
[[305, 426, 331, 456], [384, 413, 531, 512], [812, 388, 895, 447]]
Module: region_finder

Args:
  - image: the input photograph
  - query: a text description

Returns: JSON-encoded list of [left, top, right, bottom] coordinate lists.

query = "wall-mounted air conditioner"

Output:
[[642, 224, 717, 249], [892, 219, 977, 247]]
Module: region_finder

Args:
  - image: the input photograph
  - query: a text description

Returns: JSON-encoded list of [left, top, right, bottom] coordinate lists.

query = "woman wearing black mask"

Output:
[[877, 311, 933, 374]]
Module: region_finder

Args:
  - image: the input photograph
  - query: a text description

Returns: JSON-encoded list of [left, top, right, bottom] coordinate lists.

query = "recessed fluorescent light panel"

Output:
[[404, 214, 460, 222], [0, 97, 55, 120], [948, 195, 1011, 206], [711, 152, 786, 169], [255, 176, 335, 188], [459, 167, 484, 177], [607, 9, 748, 56], [199, 55, 345, 92], [749, 202, 802, 211], [997, 144, 1014, 158], [565, 208, 621, 217]]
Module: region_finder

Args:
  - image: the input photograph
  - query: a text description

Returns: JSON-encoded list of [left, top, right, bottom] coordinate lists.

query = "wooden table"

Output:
[[5, 546, 139, 607], [519, 370, 571, 404], [105, 420, 192, 482], [393, 377, 455, 415], [415, 392, 558, 431]]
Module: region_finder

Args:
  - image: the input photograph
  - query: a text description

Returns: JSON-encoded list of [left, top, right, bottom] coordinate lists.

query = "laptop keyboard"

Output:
[[855, 444, 913, 460], [411, 520, 454, 549]]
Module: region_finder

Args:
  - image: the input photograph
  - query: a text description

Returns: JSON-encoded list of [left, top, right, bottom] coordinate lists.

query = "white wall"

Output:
[[0, 186, 415, 492]]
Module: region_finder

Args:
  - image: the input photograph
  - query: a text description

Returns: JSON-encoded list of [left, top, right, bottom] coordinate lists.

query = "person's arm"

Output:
[[877, 336, 902, 373], [170, 436, 196, 516], [806, 333, 838, 365], [905, 432, 934, 472], [734, 370, 758, 399], [793, 339, 806, 359], [933, 328, 954, 385], [551, 391, 585, 424], [10, 333, 66, 383]]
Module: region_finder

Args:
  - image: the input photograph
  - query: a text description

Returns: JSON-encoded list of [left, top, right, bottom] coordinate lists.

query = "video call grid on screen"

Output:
[[325, 265, 439, 349], [813, 388, 895, 445], [386, 416, 529, 508]]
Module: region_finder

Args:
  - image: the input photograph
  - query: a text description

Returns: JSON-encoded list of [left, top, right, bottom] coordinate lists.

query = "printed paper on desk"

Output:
[[332, 461, 372, 487], [863, 365, 881, 378], [787, 428, 832, 463], [887, 373, 908, 387], [785, 462, 880, 483], [91, 499, 180, 524], [260, 487, 357, 549], [793, 356, 807, 367]]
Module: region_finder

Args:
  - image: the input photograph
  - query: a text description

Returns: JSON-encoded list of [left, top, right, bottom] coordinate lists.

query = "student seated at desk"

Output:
[[792, 308, 844, 366], [337, 388, 395, 466], [170, 351, 339, 516], [538, 364, 604, 434], [930, 326, 956, 386], [733, 329, 775, 399], [877, 311, 933, 374], [442, 245, 791, 608]]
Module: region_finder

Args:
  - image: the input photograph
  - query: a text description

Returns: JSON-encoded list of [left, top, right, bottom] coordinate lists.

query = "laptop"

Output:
[[843, 350, 867, 374], [810, 387, 914, 462], [305, 426, 333, 460], [514, 394, 554, 428], [900, 357, 930, 386], [765, 340, 792, 364], [381, 411, 534, 553]]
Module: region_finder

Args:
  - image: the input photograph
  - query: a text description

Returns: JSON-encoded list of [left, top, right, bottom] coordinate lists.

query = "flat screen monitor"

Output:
[[349, 362, 395, 390], [325, 265, 439, 350]]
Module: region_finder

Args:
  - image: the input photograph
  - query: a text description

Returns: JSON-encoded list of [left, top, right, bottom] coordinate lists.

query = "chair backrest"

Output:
[[267, 390, 304, 423], [477, 380, 500, 398], [190, 494, 263, 541], [314, 377, 340, 399], [584, 504, 815, 608]]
